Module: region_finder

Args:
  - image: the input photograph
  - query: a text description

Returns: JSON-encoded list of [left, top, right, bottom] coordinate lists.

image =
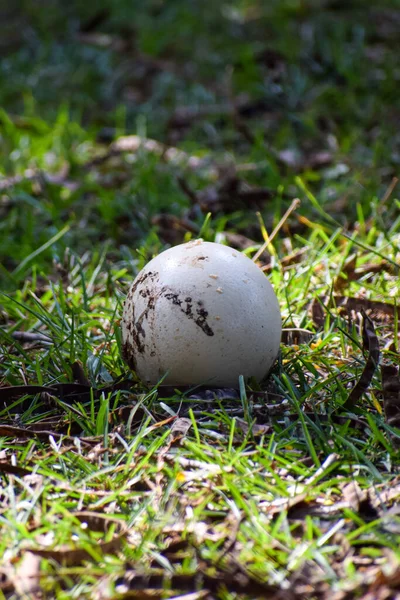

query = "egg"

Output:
[[121, 239, 281, 387]]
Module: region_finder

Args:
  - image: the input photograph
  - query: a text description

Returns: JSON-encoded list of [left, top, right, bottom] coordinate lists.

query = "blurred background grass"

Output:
[[1, 0, 400, 289]]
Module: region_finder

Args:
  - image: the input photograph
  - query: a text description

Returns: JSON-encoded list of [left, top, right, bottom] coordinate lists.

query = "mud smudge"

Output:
[[163, 291, 214, 336]]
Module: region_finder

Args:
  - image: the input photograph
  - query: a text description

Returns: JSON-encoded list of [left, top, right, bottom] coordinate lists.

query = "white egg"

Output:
[[121, 239, 281, 387]]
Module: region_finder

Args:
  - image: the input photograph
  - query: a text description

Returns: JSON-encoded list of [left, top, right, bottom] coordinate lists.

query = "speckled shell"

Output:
[[121, 239, 281, 387]]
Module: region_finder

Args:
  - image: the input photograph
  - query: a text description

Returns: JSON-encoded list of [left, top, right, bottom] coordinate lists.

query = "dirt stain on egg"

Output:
[[122, 270, 160, 370], [179, 254, 210, 268], [163, 291, 214, 336], [122, 273, 215, 372]]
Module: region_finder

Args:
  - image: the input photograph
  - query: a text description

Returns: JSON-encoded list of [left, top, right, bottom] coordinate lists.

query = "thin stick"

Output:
[[252, 198, 301, 262]]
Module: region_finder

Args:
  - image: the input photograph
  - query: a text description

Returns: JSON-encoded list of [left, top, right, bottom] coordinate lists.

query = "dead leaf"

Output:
[[311, 295, 400, 328], [217, 231, 271, 264], [179, 172, 280, 216], [0, 460, 32, 477], [369, 552, 400, 591], [109, 135, 213, 173], [277, 148, 333, 172], [167, 418, 192, 445], [11, 331, 52, 345], [11, 551, 41, 599], [281, 329, 315, 345], [186, 388, 239, 401], [341, 481, 379, 520], [0, 379, 139, 417], [113, 567, 294, 599], [71, 360, 91, 387], [78, 8, 110, 33], [151, 213, 199, 245], [343, 311, 380, 410], [77, 32, 130, 52], [0, 423, 100, 445], [333, 254, 358, 293], [168, 102, 234, 129], [235, 418, 271, 437], [261, 246, 309, 272], [265, 492, 310, 517], [341, 480, 366, 511], [0, 163, 78, 192], [381, 365, 400, 445], [26, 513, 127, 566], [311, 299, 326, 328]]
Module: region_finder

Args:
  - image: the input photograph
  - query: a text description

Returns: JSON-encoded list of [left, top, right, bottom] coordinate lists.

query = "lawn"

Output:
[[1, 1, 400, 598]]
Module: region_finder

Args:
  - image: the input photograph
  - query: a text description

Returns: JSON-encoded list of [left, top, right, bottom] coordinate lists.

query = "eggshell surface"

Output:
[[121, 240, 281, 387]]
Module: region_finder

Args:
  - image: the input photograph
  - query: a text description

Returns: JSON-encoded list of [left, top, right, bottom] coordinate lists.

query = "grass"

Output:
[[1, 1, 400, 598]]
